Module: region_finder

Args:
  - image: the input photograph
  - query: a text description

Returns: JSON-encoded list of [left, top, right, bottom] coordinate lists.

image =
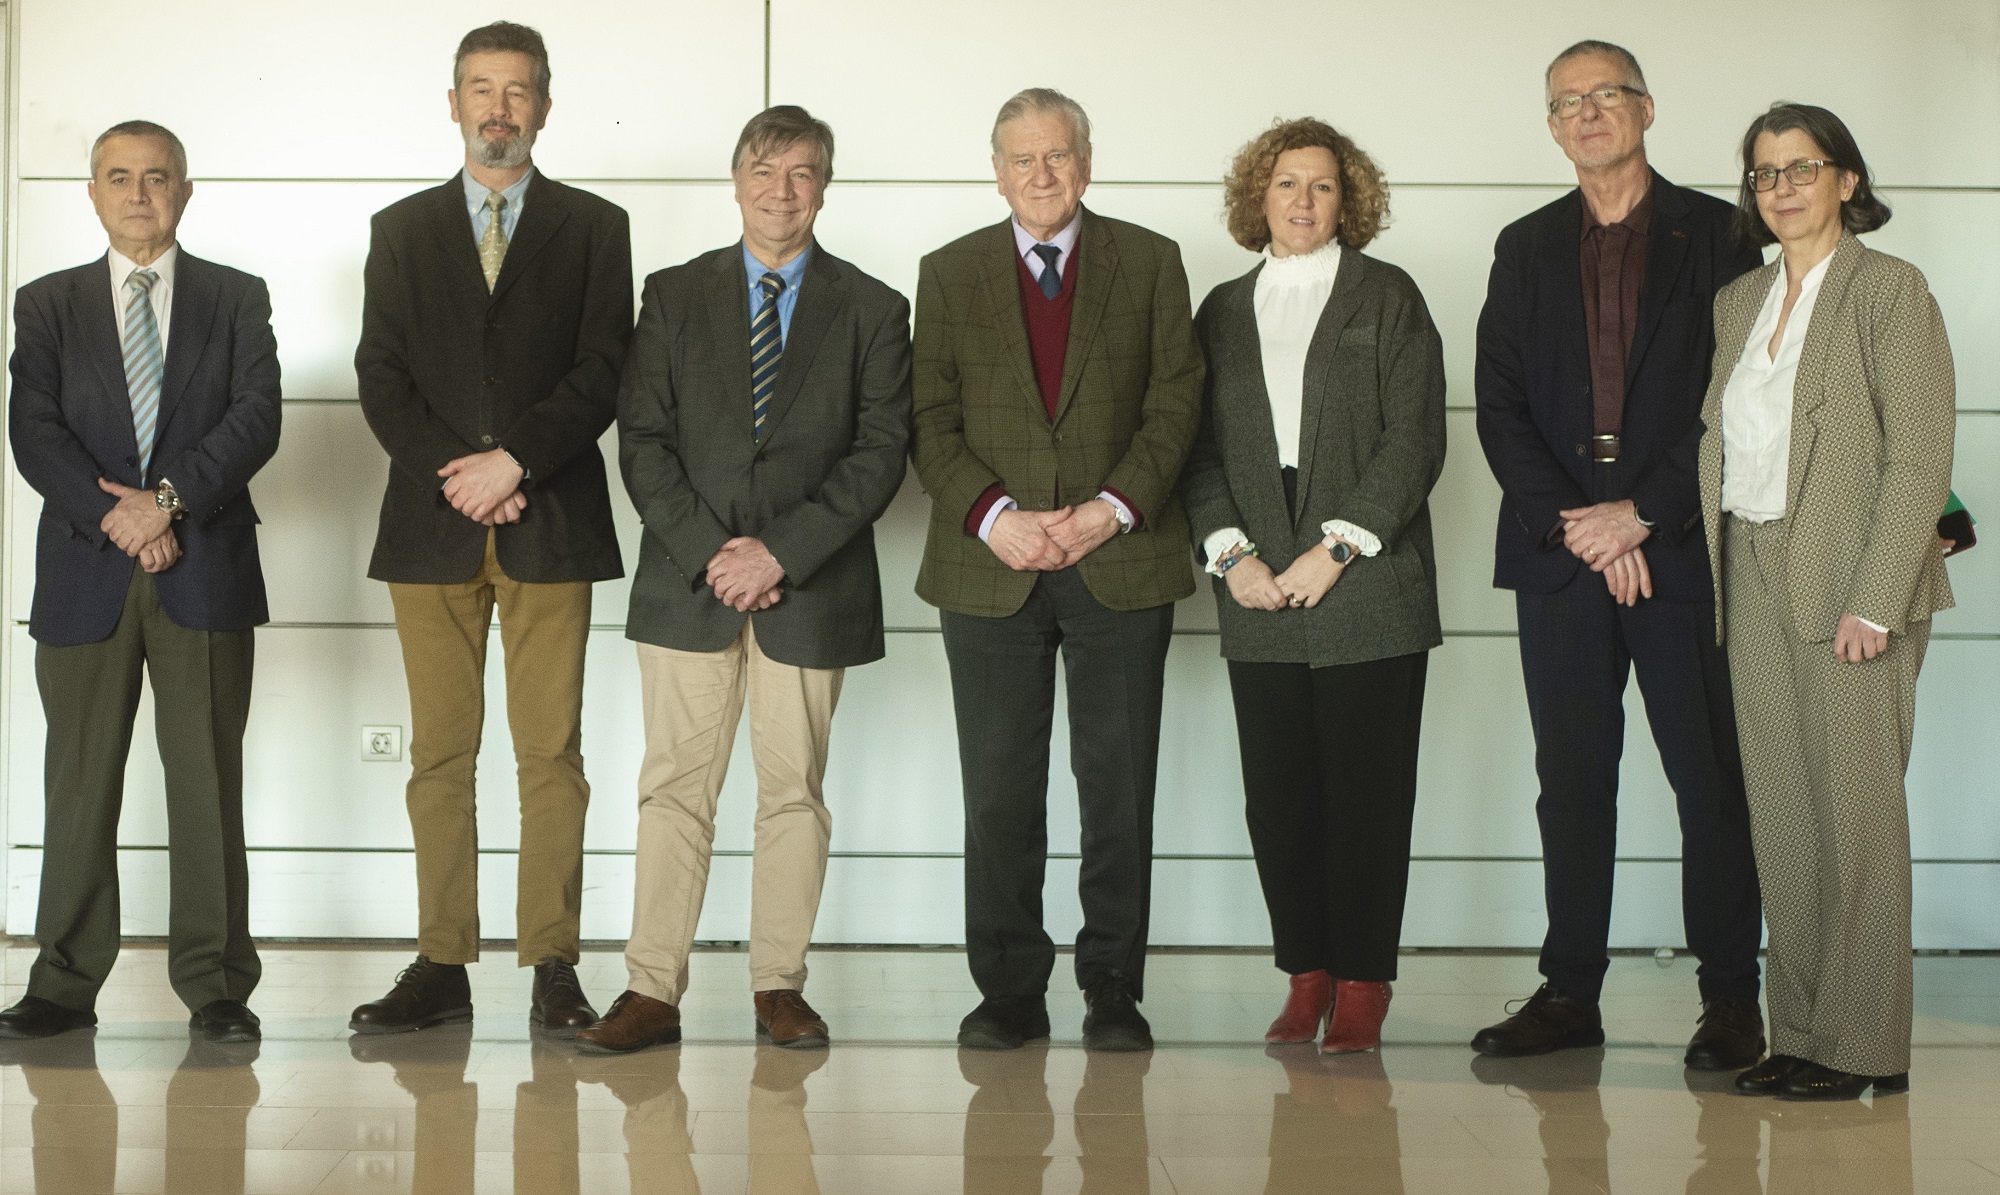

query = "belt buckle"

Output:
[[1590, 434, 1621, 463]]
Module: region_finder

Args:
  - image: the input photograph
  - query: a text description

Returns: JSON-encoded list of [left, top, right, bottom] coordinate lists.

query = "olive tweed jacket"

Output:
[[1182, 248, 1447, 667], [1700, 233, 1956, 644], [910, 209, 1204, 617]]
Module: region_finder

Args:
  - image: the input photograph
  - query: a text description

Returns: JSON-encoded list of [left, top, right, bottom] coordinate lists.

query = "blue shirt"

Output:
[[464, 168, 533, 245], [742, 242, 811, 343]]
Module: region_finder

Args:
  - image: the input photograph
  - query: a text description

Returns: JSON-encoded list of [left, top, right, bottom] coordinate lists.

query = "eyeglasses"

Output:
[[1547, 86, 1646, 119], [1746, 159, 1838, 192]]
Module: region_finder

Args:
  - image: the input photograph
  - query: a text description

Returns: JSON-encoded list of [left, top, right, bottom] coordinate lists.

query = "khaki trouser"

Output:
[[388, 532, 592, 966], [626, 621, 843, 1004], [1723, 515, 1927, 1077]]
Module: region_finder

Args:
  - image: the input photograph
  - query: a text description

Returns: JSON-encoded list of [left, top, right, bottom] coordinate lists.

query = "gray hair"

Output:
[[731, 105, 836, 182], [990, 87, 1092, 159], [90, 120, 188, 181], [454, 20, 552, 99], [1544, 39, 1648, 101]]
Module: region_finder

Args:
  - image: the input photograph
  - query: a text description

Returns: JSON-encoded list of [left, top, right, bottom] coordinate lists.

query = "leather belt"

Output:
[[1585, 434, 1620, 463]]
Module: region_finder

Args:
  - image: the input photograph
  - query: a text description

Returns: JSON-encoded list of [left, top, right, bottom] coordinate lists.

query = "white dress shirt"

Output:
[[108, 244, 178, 359], [1720, 252, 1831, 523], [1203, 240, 1380, 574]]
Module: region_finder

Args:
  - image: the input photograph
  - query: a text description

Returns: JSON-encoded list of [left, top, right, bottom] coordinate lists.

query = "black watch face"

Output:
[[1331, 543, 1354, 564]]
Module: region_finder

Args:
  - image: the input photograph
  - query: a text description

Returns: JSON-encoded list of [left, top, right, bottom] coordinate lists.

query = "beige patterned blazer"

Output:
[[1699, 233, 1955, 644]]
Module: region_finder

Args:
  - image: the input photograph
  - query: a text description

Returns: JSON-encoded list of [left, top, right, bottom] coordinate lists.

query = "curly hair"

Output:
[[1222, 118, 1390, 252]]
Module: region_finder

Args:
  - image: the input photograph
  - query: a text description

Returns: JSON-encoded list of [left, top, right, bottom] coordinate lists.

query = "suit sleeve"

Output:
[[355, 212, 477, 485], [501, 204, 634, 484], [760, 291, 914, 585], [1846, 269, 1956, 633], [1099, 239, 1204, 522], [152, 276, 282, 521], [1474, 230, 1590, 548], [7, 286, 119, 544], [1333, 283, 1447, 552], [1178, 292, 1247, 549], [617, 275, 734, 590], [909, 253, 1005, 525]]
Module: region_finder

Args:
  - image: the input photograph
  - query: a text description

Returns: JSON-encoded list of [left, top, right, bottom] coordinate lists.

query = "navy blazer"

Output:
[[1473, 173, 1761, 601], [8, 250, 282, 646]]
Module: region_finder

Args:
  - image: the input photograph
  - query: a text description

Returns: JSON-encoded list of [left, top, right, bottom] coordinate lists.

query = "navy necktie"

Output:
[[1031, 243, 1062, 300], [751, 271, 786, 440]]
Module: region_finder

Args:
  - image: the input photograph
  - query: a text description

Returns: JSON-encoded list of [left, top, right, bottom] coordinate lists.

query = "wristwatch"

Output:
[[1326, 540, 1356, 565], [154, 478, 185, 520]]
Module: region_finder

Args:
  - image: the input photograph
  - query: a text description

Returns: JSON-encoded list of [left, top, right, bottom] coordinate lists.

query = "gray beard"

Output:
[[466, 127, 534, 170]]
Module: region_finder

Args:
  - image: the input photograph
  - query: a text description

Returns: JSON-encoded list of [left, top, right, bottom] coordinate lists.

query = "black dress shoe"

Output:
[[1734, 1053, 1807, 1095], [1684, 997, 1766, 1071], [1778, 1061, 1909, 1101], [957, 994, 1051, 1050], [1081, 978, 1153, 1052], [529, 959, 598, 1037], [349, 956, 473, 1035], [0, 995, 97, 1039], [1470, 984, 1605, 1057], [190, 999, 262, 1043]]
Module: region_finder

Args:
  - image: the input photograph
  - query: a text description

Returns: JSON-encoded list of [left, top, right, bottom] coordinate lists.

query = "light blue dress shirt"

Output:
[[742, 242, 811, 342], [464, 168, 533, 245]]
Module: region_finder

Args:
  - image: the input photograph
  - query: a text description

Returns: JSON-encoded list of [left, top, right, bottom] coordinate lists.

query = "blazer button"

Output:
[[1574, 443, 1586, 457], [481, 435, 496, 446], [484, 376, 500, 386]]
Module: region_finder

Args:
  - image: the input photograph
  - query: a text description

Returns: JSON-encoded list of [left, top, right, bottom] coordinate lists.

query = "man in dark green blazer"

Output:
[[911, 88, 1203, 1053]]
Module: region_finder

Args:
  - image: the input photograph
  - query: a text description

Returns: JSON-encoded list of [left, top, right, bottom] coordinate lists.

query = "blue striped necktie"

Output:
[[751, 271, 786, 440], [122, 268, 165, 472]]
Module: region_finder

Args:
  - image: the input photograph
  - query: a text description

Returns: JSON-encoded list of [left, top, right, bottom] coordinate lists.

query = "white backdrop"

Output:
[[3, 0, 1996, 949]]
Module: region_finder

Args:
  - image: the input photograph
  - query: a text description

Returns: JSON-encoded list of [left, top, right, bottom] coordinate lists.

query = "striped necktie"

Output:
[[751, 271, 786, 440], [122, 268, 165, 472], [479, 191, 509, 291]]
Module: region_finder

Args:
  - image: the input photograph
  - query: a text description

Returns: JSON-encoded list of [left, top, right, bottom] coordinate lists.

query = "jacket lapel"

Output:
[[1053, 208, 1115, 424], [705, 247, 757, 443], [426, 176, 491, 300], [1699, 261, 1772, 591], [1623, 173, 1692, 389], [152, 250, 218, 452], [76, 256, 135, 415], [1292, 247, 1367, 527], [759, 246, 846, 441], [490, 172, 570, 303], [975, 220, 1043, 415], [1782, 233, 1865, 513]]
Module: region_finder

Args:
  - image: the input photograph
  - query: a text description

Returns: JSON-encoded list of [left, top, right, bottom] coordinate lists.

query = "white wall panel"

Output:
[[18, 1, 763, 180]]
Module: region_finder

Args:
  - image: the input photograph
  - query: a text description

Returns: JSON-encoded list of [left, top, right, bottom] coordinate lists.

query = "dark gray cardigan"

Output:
[[1182, 247, 1447, 667]]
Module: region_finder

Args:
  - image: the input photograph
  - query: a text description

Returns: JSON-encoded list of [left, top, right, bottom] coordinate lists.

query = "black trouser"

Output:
[[1228, 652, 1428, 982], [941, 567, 1175, 1002], [1515, 573, 1762, 1005], [30, 570, 260, 1013]]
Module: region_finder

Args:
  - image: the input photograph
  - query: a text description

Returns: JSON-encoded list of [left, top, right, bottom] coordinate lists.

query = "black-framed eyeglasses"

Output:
[[1547, 86, 1647, 119], [1747, 159, 1838, 192]]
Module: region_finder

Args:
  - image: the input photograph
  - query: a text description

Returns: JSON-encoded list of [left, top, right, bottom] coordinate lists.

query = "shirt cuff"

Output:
[[1319, 519, 1382, 556], [1202, 527, 1252, 575], [1855, 615, 1889, 634], [968, 485, 1013, 540], [1098, 488, 1140, 532], [975, 493, 1017, 543]]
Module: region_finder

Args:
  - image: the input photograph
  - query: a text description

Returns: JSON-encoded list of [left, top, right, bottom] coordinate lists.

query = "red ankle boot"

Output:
[[1265, 970, 1334, 1043], [1321, 980, 1392, 1053]]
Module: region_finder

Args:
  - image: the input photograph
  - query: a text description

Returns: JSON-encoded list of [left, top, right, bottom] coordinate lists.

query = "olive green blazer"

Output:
[[909, 209, 1204, 617], [1699, 233, 1955, 645]]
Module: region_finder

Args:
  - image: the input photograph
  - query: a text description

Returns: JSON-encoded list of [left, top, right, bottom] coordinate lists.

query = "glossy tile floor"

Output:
[[3, 943, 1999, 1193]]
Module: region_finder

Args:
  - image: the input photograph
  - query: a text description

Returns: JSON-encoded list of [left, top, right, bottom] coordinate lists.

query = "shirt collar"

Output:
[[742, 241, 813, 290], [108, 243, 179, 290], [1012, 208, 1083, 262], [463, 166, 535, 214], [1580, 184, 1653, 240]]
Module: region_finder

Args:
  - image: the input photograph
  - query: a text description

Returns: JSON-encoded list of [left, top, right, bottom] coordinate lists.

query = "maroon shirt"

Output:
[[1579, 187, 1651, 436]]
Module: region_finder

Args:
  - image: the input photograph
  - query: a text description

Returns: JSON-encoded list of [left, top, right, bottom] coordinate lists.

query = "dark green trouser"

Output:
[[29, 569, 259, 1013]]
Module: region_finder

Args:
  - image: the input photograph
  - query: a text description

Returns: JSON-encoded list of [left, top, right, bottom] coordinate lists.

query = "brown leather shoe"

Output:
[[754, 989, 830, 1049], [574, 991, 680, 1055]]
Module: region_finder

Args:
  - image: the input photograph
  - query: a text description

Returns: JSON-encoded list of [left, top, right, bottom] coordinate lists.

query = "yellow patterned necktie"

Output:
[[479, 191, 509, 291]]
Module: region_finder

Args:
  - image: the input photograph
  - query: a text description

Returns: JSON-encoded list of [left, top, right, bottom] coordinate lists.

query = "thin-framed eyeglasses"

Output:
[[1547, 85, 1647, 119], [1746, 159, 1838, 192]]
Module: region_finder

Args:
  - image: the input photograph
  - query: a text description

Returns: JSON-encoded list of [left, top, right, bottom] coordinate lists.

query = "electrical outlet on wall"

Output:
[[361, 725, 403, 762]]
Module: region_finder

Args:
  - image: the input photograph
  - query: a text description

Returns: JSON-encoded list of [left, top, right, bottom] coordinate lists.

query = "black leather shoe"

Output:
[[349, 956, 473, 1035], [529, 959, 597, 1038], [1081, 978, 1153, 1052], [0, 995, 97, 1039], [1470, 984, 1605, 1057], [189, 999, 261, 1043], [1778, 1062, 1909, 1101], [957, 995, 1051, 1050], [1684, 997, 1766, 1071]]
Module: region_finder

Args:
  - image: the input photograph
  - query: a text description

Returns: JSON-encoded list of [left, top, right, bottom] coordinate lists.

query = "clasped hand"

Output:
[[988, 501, 1119, 572], [705, 537, 785, 612], [97, 478, 180, 573], [439, 448, 527, 525], [1224, 544, 1348, 612], [1560, 499, 1652, 607]]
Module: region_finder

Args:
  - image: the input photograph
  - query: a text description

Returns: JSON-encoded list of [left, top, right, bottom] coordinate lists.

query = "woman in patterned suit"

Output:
[[1699, 102, 1955, 1101]]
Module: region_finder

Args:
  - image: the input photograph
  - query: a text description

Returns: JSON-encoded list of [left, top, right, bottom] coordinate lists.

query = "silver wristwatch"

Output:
[[155, 478, 185, 520]]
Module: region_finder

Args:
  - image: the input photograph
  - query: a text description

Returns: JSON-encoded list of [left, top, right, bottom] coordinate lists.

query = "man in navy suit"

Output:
[[1, 121, 280, 1042]]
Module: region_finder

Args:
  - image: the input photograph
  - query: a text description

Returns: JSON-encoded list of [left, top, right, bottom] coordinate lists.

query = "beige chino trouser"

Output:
[[627, 620, 843, 1005]]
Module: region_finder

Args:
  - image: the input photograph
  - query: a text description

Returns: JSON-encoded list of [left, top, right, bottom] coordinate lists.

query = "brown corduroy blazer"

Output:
[[909, 208, 1204, 617], [1699, 233, 1955, 645]]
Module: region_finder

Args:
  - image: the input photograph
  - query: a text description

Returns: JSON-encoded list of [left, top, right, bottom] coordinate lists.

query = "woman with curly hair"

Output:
[[1180, 118, 1446, 1052]]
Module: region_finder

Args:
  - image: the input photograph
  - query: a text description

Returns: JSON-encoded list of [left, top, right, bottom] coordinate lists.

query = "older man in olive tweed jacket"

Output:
[[910, 88, 1202, 1053]]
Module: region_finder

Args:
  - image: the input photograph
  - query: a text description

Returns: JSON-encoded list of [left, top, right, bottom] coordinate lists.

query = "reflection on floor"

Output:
[[2, 944, 1998, 1193]]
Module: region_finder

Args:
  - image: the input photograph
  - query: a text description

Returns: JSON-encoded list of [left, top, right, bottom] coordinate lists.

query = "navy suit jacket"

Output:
[[8, 250, 282, 646], [1473, 173, 1761, 601]]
